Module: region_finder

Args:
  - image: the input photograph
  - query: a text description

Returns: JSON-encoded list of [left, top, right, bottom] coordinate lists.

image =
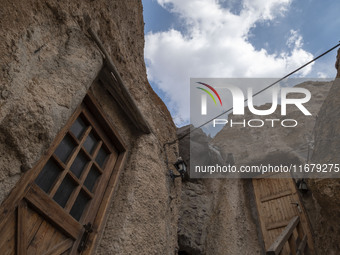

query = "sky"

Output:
[[142, 0, 340, 126]]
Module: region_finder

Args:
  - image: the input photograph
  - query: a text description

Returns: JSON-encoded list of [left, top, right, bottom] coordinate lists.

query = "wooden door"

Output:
[[0, 94, 126, 255], [0, 197, 78, 255], [252, 175, 315, 255]]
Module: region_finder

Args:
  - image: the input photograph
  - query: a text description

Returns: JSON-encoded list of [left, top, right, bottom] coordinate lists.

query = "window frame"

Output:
[[76, 93, 127, 254], [34, 98, 121, 223]]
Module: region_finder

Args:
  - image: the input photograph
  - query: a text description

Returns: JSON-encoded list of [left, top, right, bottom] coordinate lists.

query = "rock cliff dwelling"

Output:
[[1, 1, 340, 255]]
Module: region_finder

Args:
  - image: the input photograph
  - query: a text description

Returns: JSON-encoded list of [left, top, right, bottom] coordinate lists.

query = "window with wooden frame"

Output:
[[0, 92, 127, 255], [35, 101, 115, 222]]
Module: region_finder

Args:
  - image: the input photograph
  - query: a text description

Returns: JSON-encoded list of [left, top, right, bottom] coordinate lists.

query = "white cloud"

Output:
[[287, 29, 303, 49], [144, 0, 314, 125]]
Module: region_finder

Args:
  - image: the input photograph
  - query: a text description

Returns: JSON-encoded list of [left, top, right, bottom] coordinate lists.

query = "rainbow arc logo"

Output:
[[196, 82, 222, 115], [196, 82, 222, 106]]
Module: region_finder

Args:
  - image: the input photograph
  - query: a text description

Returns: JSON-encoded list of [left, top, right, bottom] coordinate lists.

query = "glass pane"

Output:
[[95, 146, 109, 168], [35, 159, 61, 193], [53, 176, 76, 208], [84, 166, 101, 192], [83, 132, 98, 155], [70, 116, 87, 140], [70, 190, 90, 221], [70, 150, 89, 178], [54, 134, 76, 164]]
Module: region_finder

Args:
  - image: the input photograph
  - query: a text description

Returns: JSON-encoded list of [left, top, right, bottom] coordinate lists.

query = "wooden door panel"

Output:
[[0, 212, 16, 255], [41, 239, 73, 255], [26, 204, 73, 255], [263, 196, 297, 230], [253, 176, 315, 254], [0, 200, 74, 255], [27, 204, 44, 247]]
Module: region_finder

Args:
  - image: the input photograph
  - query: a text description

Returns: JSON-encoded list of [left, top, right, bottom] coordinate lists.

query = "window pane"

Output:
[[83, 132, 98, 155], [95, 146, 109, 168], [70, 150, 89, 178], [70, 116, 87, 140], [54, 134, 76, 163], [53, 176, 76, 208], [70, 190, 90, 221], [35, 159, 61, 193], [84, 166, 101, 192]]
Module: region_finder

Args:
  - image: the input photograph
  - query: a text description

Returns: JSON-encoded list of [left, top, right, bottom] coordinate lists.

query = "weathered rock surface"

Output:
[[308, 53, 340, 254], [177, 126, 262, 255]]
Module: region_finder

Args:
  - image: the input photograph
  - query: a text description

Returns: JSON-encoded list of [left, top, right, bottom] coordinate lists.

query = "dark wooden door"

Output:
[[0, 94, 125, 255], [252, 175, 315, 254]]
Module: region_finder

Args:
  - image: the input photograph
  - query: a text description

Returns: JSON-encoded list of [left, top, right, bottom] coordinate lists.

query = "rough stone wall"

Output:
[[0, 1, 102, 203], [308, 51, 340, 254], [178, 178, 263, 255], [0, 1, 180, 254], [177, 126, 262, 255]]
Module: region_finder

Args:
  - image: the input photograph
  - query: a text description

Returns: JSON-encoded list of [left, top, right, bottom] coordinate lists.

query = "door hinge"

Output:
[[78, 223, 93, 253]]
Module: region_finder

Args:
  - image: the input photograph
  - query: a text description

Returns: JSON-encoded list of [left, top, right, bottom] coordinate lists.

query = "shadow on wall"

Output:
[[178, 250, 191, 255]]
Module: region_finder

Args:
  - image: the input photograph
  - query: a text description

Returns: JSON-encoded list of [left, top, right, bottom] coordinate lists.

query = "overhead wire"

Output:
[[170, 41, 340, 144], [163, 41, 340, 173]]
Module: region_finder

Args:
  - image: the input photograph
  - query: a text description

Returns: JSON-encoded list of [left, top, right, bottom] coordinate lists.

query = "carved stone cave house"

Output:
[[1, 1, 340, 255]]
